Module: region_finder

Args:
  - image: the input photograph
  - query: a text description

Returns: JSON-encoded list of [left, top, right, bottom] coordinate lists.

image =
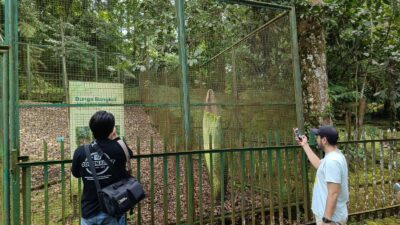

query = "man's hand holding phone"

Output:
[[293, 128, 321, 169], [293, 128, 308, 147]]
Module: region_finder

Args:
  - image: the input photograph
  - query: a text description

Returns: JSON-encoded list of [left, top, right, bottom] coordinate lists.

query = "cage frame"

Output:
[[1, 0, 304, 224]]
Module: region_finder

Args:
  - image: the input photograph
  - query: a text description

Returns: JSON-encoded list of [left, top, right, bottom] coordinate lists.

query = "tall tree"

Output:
[[270, 0, 332, 126], [298, 0, 331, 126]]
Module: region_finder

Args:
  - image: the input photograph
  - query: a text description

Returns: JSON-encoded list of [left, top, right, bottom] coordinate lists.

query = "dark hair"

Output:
[[89, 111, 115, 140]]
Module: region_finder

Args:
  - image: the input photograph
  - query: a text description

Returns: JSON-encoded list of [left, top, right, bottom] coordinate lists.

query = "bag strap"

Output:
[[83, 144, 102, 193], [91, 142, 114, 167], [117, 140, 134, 216], [117, 140, 132, 174], [92, 140, 132, 174]]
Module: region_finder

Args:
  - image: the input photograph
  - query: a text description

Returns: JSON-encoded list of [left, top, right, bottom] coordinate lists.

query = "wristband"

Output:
[[322, 217, 333, 223]]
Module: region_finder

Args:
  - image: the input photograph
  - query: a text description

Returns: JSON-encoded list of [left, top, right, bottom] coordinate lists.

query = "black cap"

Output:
[[311, 125, 339, 145]]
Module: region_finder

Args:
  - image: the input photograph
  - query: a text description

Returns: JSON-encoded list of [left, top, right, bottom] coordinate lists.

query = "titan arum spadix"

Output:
[[203, 89, 227, 201]]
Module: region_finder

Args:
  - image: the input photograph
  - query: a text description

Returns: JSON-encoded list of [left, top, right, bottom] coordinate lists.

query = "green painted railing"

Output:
[[16, 135, 400, 225], [17, 137, 310, 225]]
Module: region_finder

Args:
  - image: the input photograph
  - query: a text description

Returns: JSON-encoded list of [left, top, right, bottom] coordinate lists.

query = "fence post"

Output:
[[5, 0, 20, 224], [301, 129, 312, 222], [275, 132, 284, 224], [150, 137, 155, 225], [136, 136, 142, 224], [163, 138, 169, 225], [1, 47, 10, 225], [59, 138, 66, 225], [43, 141, 49, 225], [267, 131, 274, 225], [301, 146, 311, 222], [21, 156, 30, 225], [11, 148, 20, 225], [175, 136, 181, 225]]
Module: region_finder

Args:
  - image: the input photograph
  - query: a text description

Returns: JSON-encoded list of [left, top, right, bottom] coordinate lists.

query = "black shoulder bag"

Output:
[[84, 142, 145, 217]]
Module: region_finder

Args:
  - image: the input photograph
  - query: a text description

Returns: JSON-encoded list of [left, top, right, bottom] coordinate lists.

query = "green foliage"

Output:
[[322, 0, 400, 121], [364, 217, 400, 225], [258, 0, 400, 123], [329, 84, 358, 103], [368, 102, 385, 114]]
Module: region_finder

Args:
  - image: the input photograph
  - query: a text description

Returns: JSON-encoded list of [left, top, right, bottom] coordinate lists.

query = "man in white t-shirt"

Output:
[[295, 126, 349, 225]]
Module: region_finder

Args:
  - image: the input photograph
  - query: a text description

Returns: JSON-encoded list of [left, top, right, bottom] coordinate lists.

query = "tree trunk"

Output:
[[61, 18, 69, 103], [345, 110, 352, 140], [298, 4, 331, 127], [387, 60, 398, 126], [356, 97, 367, 140], [356, 67, 368, 140]]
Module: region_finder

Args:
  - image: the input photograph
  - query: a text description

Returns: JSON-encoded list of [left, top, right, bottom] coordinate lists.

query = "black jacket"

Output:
[[71, 138, 133, 218]]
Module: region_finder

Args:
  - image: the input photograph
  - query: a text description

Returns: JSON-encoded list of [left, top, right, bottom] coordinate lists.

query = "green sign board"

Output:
[[69, 81, 125, 153]]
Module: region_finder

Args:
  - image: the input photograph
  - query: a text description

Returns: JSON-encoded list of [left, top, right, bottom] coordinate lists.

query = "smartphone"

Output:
[[395, 183, 400, 193], [294, 128, 302, 141]]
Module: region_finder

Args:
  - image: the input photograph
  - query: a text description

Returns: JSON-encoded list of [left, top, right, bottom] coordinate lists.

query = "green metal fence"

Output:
[[341, 132, 400, 223], [18, 134, 311, 225], [2, 0, 400, 224], [15, 133, 400, 225]]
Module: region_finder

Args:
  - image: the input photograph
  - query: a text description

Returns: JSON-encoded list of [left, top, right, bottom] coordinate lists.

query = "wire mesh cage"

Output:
[[17, 0, 300, 154], [11, 0, 303, 224], [188, 8, 297, 148], [17, 0, 178, 156]]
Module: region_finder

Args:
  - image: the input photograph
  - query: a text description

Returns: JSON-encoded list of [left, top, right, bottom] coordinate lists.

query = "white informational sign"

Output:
[[69, 81, 125, 153], [69, 81, 125, 195]]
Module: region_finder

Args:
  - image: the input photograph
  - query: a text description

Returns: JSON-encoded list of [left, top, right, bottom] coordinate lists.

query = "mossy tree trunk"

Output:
[[298, 1, 331, 127]]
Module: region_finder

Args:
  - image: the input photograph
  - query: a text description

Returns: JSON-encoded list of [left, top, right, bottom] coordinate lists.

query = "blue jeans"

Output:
[[81, 212, 125, 225]]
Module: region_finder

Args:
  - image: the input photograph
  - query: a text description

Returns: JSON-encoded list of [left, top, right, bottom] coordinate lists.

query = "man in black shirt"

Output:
[[71, 111, 133, 225]]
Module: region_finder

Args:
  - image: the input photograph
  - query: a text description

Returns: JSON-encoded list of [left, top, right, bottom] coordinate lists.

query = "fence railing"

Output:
[[339, 138, 400, 223], [16, 137, 400, 225]]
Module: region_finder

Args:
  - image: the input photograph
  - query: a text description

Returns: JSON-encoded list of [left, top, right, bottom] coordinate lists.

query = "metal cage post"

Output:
[[290, 6, 305, 132], [5, 0, 20, 224], [1, 48, 10, 225], [175, 0, 194, 224], [289, 6, 309, 221]]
